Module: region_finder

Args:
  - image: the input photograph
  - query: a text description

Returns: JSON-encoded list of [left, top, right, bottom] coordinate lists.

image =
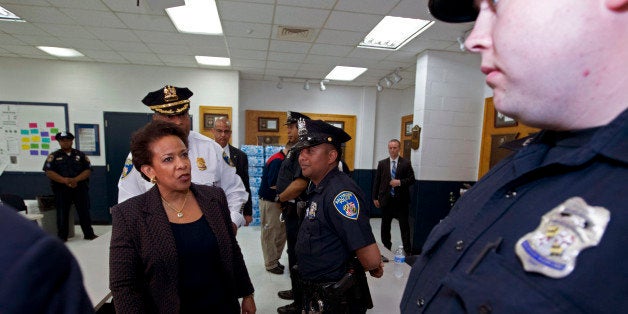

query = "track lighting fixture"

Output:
[[319, 80, 326, 91], [390, 70, 402, 84], [456, 36, 466, 51], [303, 80, 310, 90], [277, 76, 328, 91], [383, 77, 392, 88], [376, 83, 383, 92], [377, 68, 404, 91]]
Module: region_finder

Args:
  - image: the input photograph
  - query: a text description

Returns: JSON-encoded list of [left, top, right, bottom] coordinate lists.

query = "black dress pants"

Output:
[[380, 196, 411, 253], [54, 184, 95, 241], [283, 202, 303, 305]]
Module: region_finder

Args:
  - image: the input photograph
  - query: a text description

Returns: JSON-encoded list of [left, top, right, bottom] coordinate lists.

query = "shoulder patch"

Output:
[[334, 191, 360, 220], [120, 158, 134, 180], [46, 154, 54, 163]]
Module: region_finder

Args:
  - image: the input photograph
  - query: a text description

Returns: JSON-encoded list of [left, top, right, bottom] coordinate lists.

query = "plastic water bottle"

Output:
[[393, 245, 406, 278]]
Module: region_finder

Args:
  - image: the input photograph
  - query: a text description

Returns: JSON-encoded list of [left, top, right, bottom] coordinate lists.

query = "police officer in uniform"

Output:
[[276, 111, 310, 314], [295, 119, 384, 313], [43, 131, 97, 242], [400, 0, 628, 313], [118, 85, 249, 229]]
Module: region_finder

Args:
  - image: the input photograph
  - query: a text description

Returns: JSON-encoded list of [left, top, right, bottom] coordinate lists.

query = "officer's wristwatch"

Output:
[[274, 194, 281, 203]]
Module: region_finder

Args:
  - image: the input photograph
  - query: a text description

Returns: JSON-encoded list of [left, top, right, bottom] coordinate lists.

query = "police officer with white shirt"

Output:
[[117, 85, 249, 228]]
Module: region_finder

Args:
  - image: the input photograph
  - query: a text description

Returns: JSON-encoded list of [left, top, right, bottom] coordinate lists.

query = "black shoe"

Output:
[[277, 301, 301, 314], [84, 234, 99, 240], [277, 262, 285, 270], [267, 266, 284, 275], [277, 289, 293, 300], [381, 255, 389, 263]]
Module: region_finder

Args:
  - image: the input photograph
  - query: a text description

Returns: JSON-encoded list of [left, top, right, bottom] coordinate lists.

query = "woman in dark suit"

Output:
[[109, 120, 256, 314]]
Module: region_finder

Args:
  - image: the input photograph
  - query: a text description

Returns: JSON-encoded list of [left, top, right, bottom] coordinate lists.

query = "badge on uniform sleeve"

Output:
[[307, 202, 317, 220], [333, 191, 360, 220], [120, 158, 133, 180], [515, 197, 610, 278], [197, 157, 207, 171], [46, 154, 54, 163]]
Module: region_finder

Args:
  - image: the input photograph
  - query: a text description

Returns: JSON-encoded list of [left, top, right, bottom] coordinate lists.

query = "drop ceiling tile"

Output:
[[181, 34, 227, 48], [334, 0, 398, 15], [146, 42, 192, 54], [80, 49, 126, 61], [222, 21, 272, 39], [60, 8, 126, 28], [303, 54, 341, 65], [266, 60, 301, 70], [2, 4, 71, 24], [12, 34, 63, 46], [277, 0, 336, 10], [47, 0, 110, 10], [325, 11, 382, 32], [158, 54, 196, 64], [316, 29, 364, 45], [85, 26, 140, 41], [348, 47, 392, 59], [309, 43, 354, 57], [218, 1, 274, 24], [1, 0, 49, 5], [117, 51, 162, 63], [269, 40, 311, 54], [229, 49, 267, 60], [227, 37, 269, 51], [232, 59, 264, 68], [59, 37, 112, 50], [268, 51, 305, 63], [34, 23, 95, 39], [264, 69, 298, 77], [133, 30, 186, 44], [100, 0, 159, 14], [189, 46, 229, 57], [389, 0, 433, 20], [2, 44, 48, 55], [0, 34, 27, 45], [116, 13, 176, 32], [103, 40, 151, 52], [274, 6, 329, 29]]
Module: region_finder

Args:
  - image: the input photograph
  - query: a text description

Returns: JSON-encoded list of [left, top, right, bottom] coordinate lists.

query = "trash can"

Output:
[[37, 195, 75, 238]]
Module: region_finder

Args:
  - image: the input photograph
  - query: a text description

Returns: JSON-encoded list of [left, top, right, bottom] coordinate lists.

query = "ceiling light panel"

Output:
[[37, 46, 84, 57], [195, 56, 230, 66], [166, 0, 223, 35], [0, 5, 24, 22], [359, 16, 434, 51], [325, 66, 367, 81]]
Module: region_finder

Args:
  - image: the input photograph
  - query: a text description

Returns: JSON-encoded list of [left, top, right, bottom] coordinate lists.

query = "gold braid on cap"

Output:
[[151, 102, 190, 114]]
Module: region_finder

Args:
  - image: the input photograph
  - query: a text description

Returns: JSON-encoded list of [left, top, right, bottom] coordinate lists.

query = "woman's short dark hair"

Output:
[[130, 120, 188, 182]]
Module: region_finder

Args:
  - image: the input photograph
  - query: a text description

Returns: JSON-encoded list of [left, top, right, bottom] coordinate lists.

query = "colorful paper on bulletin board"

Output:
[[46, 122, 55, 127], [21, 144, 30, 150], [22, 137, 30, 143], [42, 138, 50, 143], [20, 129, 29, 135], [30, 150, 38, 156], [30, 129, 38, 134], [41, 131, 49, 137], [40, 150, 49, 155], [50, 128, 58, 134], [29, 123, 38, 128], [31, 136, 41, 142], [42, 143, 50, 149], [30, 144, 39, 149]]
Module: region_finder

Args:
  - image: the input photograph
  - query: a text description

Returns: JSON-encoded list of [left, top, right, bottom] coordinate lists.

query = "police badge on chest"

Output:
[[307, 202, 317, 220]]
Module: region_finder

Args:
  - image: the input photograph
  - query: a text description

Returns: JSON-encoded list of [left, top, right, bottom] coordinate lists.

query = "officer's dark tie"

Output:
[[391, 160, 397, 196], [222, 151, 234, 166]]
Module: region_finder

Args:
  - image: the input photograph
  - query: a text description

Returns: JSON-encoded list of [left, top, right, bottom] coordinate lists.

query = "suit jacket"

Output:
[[109, 184, 254, 314], [372, 156, 415, 207], [228, 144, 252, 216], [0, 205, 94, 314]]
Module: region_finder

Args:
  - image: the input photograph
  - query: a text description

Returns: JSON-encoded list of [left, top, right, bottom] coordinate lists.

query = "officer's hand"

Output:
[[373, 200, 380, 208], [241, 294, 256, 313], [389, 179, 400, 187], [244, 215, 253, 226], [369, 262, 384, 278], [232, 222, 238, 235]]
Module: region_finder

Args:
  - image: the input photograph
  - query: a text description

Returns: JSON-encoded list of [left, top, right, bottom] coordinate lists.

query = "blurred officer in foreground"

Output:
[[0, 204, 94, 313], [401, 0, 628, 313], [43, 131, 97, 241], [295, 119, 383, 313], [118, 85, 248, 230], [211, 116, 253, 225], [276, 111, 310, 313]]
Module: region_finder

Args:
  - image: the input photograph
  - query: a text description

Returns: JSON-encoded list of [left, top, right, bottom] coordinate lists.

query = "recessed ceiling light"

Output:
[[359, 16, 434, 51], [325, 66, 367, 81], [37, 46, 83, 58], [0, 5, 24, 22], [166, 0, 223, 35], [195, 56, 230, 66]]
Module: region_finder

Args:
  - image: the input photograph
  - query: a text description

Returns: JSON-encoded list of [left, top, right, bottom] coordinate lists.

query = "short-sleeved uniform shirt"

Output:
[[276, 148, 305, 196], [400, 109, 628, 313], [296, 168, 376, 282], [43, 149, 91, 189]]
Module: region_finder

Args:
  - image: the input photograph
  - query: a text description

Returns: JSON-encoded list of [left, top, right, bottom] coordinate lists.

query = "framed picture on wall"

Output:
[[258, 117, 279, 132], [204, 113, 227, 130], [404, 121, 413, 136], [494, 111, 518, 128], [327, 121, 344, 130], [74, 123, 100, 156]]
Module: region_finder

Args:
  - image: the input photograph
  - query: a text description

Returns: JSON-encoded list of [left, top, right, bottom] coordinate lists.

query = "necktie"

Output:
[[222, 151, 234, 166], [391, 160, 397, 196]]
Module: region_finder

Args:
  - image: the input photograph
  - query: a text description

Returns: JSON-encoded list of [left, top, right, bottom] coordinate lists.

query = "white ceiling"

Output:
[[0, 0, 474, 90]]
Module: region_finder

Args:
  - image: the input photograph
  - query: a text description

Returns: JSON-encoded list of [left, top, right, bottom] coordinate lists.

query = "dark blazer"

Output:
[[0, 204, 94, 314], [228, 144, 252, 217], [372, 156, 415, 207], [109, 184, 254, 314]]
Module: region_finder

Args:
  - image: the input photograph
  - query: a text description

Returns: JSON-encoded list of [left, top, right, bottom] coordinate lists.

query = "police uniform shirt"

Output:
[[400, 109, 628, 313], [43, 148, 91, 188], [275, 147, 305, 196], [118, 130, 249, 227], [296, 168, 376, 282]]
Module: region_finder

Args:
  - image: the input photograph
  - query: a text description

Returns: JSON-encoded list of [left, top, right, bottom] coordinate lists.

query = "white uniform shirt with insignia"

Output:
[[117, 130, 248, 227]]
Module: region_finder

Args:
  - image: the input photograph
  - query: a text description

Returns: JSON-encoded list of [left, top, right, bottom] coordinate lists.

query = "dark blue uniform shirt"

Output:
[[401, 109, 628, 313], [276, 148, 304, 196], [43, 149, 91, 189], [296, 168, 376, 282]]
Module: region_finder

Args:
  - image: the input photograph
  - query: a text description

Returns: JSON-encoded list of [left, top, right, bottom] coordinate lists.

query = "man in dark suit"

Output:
[[212, 117, 253, 225], [373, 139, 415, 254], [0, 204, 94, 313]]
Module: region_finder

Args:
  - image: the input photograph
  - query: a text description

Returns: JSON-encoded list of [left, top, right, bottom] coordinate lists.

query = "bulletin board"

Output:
[[0, 101, 68, 172]]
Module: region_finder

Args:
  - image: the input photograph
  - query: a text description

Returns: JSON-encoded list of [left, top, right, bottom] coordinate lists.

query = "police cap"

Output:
[[293, 119, 351, 151], [55, 131, 74, 141], [142, 85, 193, 116], [285, 111, 311, 125], [428, 0, 478, 23]]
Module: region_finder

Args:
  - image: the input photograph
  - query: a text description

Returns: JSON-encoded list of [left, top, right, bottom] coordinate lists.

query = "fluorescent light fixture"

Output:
[[359, 16, 434, 51], [325, 66, 367, 81], [195, 56, 230, 66], [0, 5, 24, 22], [37, 46, 83, 57], [166, 0, 223, 35], [303, 80, 310, 90]]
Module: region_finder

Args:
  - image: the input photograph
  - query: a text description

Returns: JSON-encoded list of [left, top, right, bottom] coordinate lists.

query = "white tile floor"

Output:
[[65, 218, 404, 313]]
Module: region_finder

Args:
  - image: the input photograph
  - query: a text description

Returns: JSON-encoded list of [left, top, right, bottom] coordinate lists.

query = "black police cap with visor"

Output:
[[293, 119, 351, 151], [285, 111, 311, 125], [428, 0, 479, 23], [55, 131, 74, 141], [142, 85, 193, 116]]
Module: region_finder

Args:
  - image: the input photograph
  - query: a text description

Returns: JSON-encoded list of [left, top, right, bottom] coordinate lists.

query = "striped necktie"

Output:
[[391, 160, 397, 196], [222, 151, 234, 166]]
